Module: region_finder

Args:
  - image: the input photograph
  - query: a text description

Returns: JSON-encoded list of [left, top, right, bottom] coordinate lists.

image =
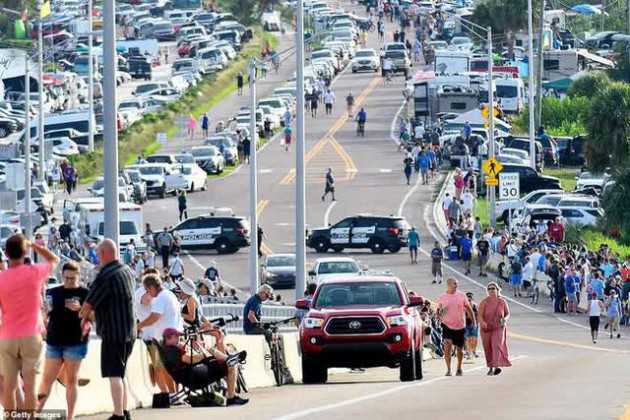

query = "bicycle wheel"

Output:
[[272, 343, 285, 387], [236, 367, 248, 393]]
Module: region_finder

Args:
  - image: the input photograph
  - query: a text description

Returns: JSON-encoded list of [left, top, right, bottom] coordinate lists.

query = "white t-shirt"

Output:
[[443, 196, 452, 211], [324, 91, 336, 104], [134, 286, 153, 339], [530, 252, 542, 270], [147, 289, 183, 340], [169, 256, 184, 276], [462, 193, 474, 210], [134, 259, 145, 277], [522, 261, 533, 280]]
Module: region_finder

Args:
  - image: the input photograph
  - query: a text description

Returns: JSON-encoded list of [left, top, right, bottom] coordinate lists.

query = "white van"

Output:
[[495, 78, 525, 114], [78, 202, 144, 250]]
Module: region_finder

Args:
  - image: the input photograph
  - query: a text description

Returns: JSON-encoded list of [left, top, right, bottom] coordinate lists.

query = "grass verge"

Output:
[[73, 29, 277, 184], [544, 167, 579, 191]]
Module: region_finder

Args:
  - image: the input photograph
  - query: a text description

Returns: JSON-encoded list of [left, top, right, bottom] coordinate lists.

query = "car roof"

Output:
[[314, 257, 360, 264], [267, 253, 296, 258], [318, 275, 401, 285]]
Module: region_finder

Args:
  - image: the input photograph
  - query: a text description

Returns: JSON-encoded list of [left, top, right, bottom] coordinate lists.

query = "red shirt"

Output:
[[549, 223, 565, 242]]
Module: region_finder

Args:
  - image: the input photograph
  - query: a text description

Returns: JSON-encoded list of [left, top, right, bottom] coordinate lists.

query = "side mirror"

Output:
[[295, 299, 309, 310], [308, 270, 316, 276], [408, 296, 424, 307]]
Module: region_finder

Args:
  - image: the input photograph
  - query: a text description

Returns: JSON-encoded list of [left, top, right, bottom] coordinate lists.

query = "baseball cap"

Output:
[[162, 328, 183, 338]]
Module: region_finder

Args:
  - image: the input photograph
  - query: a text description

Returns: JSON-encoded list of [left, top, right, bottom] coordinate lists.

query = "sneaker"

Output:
[[456, 369, 463, 376], [226, 351, 247, 367], [493, 368, 502, 376], [431, 280, 437, 284], [618, 333, 622, 339], [226, 396, 249, 406], [124, 410, 132, 420]]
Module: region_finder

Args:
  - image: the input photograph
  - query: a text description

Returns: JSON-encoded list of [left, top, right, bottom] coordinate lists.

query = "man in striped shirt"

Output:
[[80, 239, 136, 420]]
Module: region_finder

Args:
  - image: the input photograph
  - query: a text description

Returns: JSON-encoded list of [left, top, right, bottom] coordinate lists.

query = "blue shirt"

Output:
[[243, 294, 262, 333], [600, 263, 614, 278], [565, 275, 579, 294], [418, 154, 430, 170], [460, 238, 473, 255], [537, 254, 546, 271], [590, 278, 605, 299], [357, 109, 367, 122], [426, 149, 436, 164], [408, 230, 419, 247]]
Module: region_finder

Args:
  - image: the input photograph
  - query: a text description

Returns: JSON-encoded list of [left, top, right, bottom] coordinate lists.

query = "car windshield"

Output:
[[92, 180, 104, 190], [136, 166, 164, 175], [178, 166, 193, 175], [175, 154, 195, 163], [127, 172, 141, 182], [386, 51, 405, 59], [318, 261, 360, 274], [312, 51, 332, 59], [154, 23, 173, 30], [192, 148, 213, 157], [496, 85, 518, 98], [537, 196, 563, 206], [98, 221, 138, 235], [314, 282, 401, 308], [355, 50, 375, 58], [267, 255, 296, 267], [119, 102, 140, 109], [580, 172, 601, 180], [207, 139, 229, 147]]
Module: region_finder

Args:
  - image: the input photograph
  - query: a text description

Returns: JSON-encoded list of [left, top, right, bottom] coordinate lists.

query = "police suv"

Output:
[[167, 213, 251, 254], [306, 215, 410, 254]]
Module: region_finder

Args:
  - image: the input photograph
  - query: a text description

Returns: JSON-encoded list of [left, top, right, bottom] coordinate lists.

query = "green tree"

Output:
[[582, 83, 630, 172], [567, 71, 612, 98], [608, 42, 630, 83], [602, 168, 630, 240], [217, 0, 274, 26]]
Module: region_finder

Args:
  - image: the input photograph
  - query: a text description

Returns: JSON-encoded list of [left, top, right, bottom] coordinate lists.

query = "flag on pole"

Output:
[[40, 0, 51, 18]]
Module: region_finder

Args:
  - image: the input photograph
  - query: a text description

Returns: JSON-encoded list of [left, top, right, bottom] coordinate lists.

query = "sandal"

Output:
[[456, 369, 463, 376], [445, 371, 452, 377]]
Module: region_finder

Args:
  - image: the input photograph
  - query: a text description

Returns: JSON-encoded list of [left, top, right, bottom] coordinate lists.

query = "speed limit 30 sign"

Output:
[[499, 172, 520, 200]]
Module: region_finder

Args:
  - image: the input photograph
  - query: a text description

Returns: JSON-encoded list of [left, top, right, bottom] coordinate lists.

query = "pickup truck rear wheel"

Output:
[[302, 357, 328, 384], [313, 237, 329, 253], [399, 345, 416, 382], [369, 239, 385, 254]]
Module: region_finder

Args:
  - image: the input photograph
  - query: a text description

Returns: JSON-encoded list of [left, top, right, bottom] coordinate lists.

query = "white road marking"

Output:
[[275, 222, 295, 226], [324, 200, 338, 227], [260, 169, 274, 173], [345, 168, 358, 173], [397, 175, 422, 217], [555, 316, 590, 331], [273, 356, 528, 420], [282, 242, 296, 246], [389, 100, 408, 145], [184, 251, 246, 295], [379, 168, 392, 173]]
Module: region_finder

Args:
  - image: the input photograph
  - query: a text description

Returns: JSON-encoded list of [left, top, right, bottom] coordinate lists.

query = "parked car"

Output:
[[123, 169, 148, 204], [351, 48, 380, 73], [576, 171, 610, 190], [490, 164, 562, 194], [172, 163, 208, 192], [203, 137, 238, 165], [558, 207, 603, 226], [260, 253, 296, 288], [308, 257, 362, 284], [191, 146, 226, 174]]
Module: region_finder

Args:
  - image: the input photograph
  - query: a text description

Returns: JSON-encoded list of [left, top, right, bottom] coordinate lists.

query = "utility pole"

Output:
[[488, 27, 496, 228], [249, 60, 260, 294], [535, 0, 545, 129], [601, 0, 606, 32], [103, 0, 119, 243], [627, 0, 630, 35], [88, 0, 94, 151], [37, 16, 45, 182], [527, 0, 536, 169], [24, 55, 33, 241], [295, 0, 306, 300]]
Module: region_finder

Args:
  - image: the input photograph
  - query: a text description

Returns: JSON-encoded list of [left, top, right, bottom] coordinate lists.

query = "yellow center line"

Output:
[[509, 332, 630, 354], [279, 75, 380, 185], [329, 136, 357, 180]]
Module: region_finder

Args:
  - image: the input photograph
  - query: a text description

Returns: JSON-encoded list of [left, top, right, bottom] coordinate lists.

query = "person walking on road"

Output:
[[476, 235, 490, 277], [417, 148, 430, 185], [0, 235, 60, 412], [437, 277, 476, 377], [408, 227, 419, 264], [588, 292, 605, 343], [322, 168, 336, 201], [324, 89, 336, 115], [464, 292, 479, 359], [156, 227, 174, 268], [459, 233, 473, 275], [201, 113, 210, 139], [79, 239, 136, 420], [403, 153, 413, 185], [237, 72, 244, 95], [178, 190, 188, 221], [605, 290, 622, 339], [431, 241, 444, 284], [346, 93, 355, 118], [478, 282, 512, 376]]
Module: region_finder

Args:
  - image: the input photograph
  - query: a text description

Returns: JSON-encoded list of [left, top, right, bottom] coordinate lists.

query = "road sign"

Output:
[[485, 177, 498, 186], [482, 157, 503, 177], [499, 172, 520, 200], [156, 132, 167, 145], [481, 106, 500, 120]]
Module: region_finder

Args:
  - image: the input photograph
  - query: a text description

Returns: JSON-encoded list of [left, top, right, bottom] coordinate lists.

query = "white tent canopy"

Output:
[[446, 108, 511, 133]]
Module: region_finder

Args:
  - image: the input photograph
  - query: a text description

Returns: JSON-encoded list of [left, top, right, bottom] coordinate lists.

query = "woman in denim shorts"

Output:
[[38, 262, 90, 420]]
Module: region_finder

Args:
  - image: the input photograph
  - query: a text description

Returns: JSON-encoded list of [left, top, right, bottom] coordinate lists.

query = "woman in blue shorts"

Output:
[[465, 292, 479, 359], [510, 258, 524, 297]]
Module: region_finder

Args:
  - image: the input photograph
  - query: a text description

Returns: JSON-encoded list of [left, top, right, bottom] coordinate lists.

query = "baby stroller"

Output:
[[425, 316, 445, 358]]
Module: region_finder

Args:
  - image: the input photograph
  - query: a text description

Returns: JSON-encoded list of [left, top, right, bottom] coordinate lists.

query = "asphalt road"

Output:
[[75, 3, 630, 418]]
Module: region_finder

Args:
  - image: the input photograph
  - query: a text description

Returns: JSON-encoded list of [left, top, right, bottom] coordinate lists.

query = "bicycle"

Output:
[[262, 316, 298, 387], [356, 121, 365, 137]]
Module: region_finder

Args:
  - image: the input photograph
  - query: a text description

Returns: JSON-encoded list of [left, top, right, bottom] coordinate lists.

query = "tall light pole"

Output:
[[87, 0, 94, 151], [535, 0, 545, 128], [487, 26, 496, 228], [249, 60, 260, 294], [37, 16, 45, 182], [295, 0, 306, 300], [527, 0, 536, 169], [24, 55, 33, 241], [103, 0, 119, 243]]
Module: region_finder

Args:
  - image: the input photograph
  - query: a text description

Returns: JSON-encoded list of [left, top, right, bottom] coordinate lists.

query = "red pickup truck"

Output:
[[296, 276, 425, 384]]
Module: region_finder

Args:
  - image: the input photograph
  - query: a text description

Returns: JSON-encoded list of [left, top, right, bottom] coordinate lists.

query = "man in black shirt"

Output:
[[80, 239, 136, 420], [203, 262, 221, 288], [476, 237, 490, 277], [430, 241, 444, 284], [59, 220, 73, 244]]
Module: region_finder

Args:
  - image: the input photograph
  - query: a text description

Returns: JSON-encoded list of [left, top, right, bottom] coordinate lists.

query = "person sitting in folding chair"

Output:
[[160, 328, 249, 406]]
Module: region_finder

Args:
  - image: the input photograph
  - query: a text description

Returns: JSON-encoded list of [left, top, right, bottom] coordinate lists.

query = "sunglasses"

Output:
[[487, 287, 497, 291]]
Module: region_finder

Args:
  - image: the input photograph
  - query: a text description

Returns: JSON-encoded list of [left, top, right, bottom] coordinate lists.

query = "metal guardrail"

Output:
[[201, 302, 298, 334]]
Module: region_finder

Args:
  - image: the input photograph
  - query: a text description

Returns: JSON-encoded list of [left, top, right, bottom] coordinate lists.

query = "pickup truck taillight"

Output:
[[389, 227, 399, 235]]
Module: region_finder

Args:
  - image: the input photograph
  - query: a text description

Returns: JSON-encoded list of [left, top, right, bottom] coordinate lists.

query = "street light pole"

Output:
[[37, 18, 45, 182], [488, 26, 496, 229], [295, 0, 306, 300], [527, 0, 536, 169], [103, 0, 119, 243], [249, 61, 260, 294], [88, 0, 94, 152], [24, 55, 33, 241]]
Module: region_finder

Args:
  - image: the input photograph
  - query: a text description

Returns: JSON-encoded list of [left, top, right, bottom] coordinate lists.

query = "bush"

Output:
[[567, 71, 611, 98], [513, 96, 588, 136]]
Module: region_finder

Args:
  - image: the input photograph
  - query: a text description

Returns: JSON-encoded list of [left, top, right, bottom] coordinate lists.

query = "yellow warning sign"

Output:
[[485, 177, 498, 186], [482, 157, 503, 177], [481, 106, 500, 120]]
